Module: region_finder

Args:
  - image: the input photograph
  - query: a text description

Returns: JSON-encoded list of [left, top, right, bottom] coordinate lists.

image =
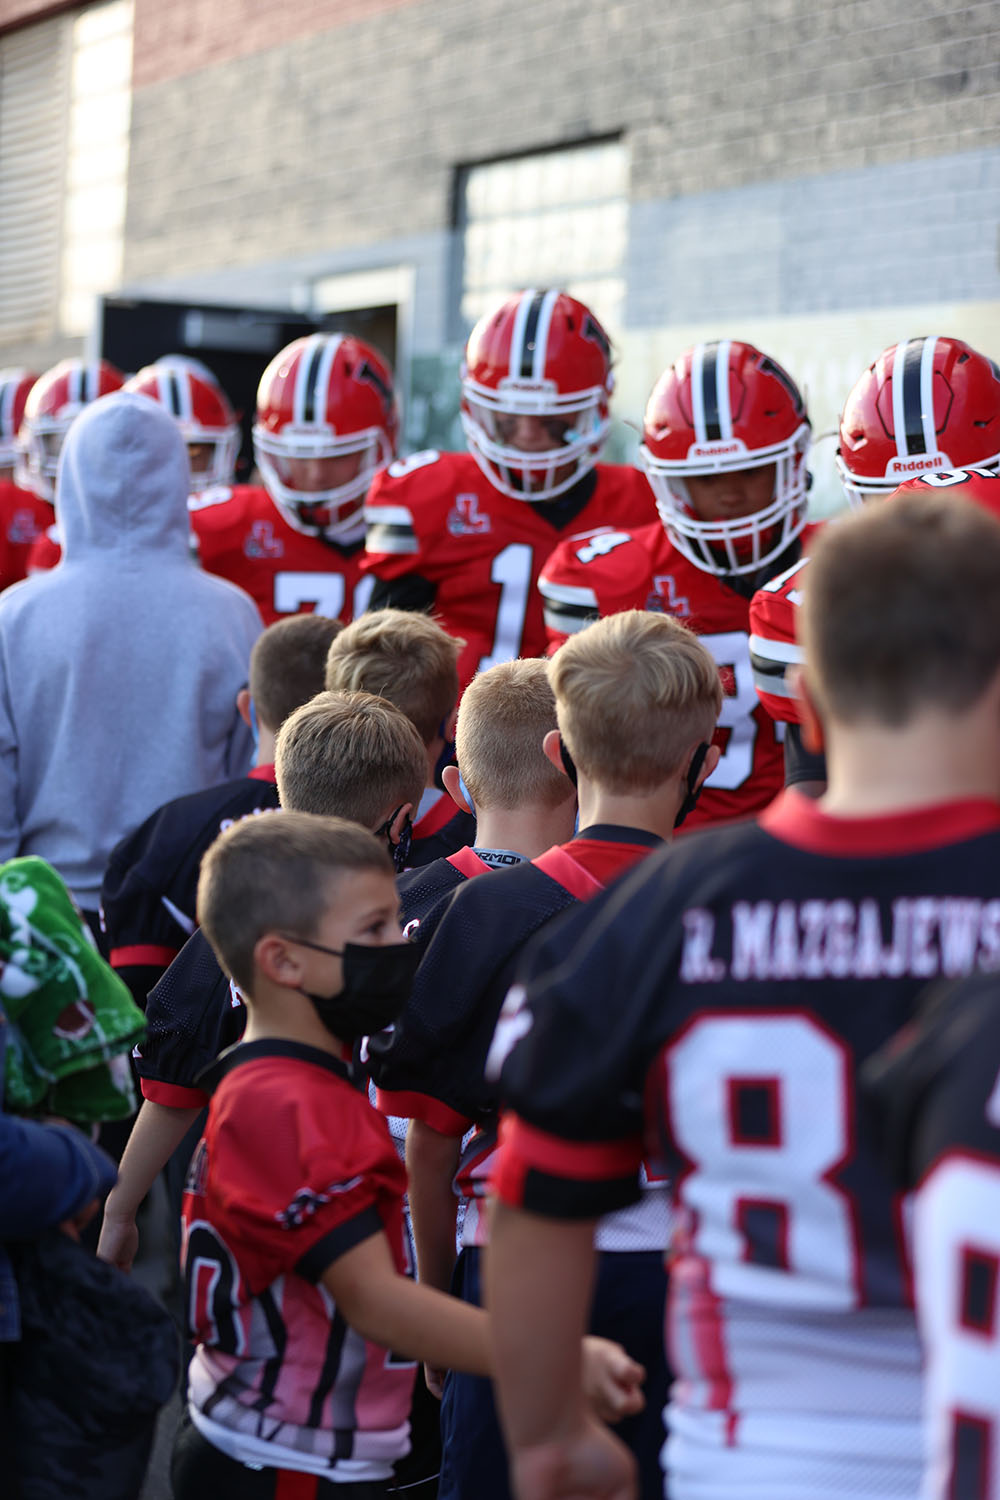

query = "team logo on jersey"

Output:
[[277, 1176, 364, 1229], [447, 494, 491, 536], [7, 508, 41, 545], [244, 520, 284, 559], [648, 574, 691, 619]]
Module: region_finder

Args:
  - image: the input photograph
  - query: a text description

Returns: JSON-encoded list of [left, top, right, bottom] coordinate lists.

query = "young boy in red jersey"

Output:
[[173, 811, 644, 1499]]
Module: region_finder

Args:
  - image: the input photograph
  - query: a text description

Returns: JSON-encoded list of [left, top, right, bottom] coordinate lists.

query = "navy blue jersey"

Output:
[[134, 928, 245, 1108], [865, 975, 1000, 1500], [494, 791, 1000, 1499], [102, 767, 279, 1006]]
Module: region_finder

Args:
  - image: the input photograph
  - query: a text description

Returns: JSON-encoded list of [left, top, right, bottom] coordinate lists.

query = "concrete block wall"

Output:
[[123, 0, 1000, 292]]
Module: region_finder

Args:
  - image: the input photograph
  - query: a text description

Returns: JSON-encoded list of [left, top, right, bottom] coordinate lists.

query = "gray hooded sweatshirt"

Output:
[[0, 390, 262, 908]]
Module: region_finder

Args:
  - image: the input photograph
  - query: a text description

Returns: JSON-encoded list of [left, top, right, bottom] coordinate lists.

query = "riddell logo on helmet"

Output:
[[887, 454, 946, 475], [690, 442, 741, 457]]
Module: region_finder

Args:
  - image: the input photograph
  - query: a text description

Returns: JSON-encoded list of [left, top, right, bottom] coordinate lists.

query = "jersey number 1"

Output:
[[478, 543, 534, 673]]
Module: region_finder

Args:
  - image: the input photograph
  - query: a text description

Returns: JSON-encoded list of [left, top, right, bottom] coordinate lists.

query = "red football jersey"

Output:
[[190, 484, 373, 625], [539, 518, 790, 828], [747, 553, 815, 727], [182, 1042, 414, 1475], [362, 450, 654, 688], [0, 481, 51, 591]]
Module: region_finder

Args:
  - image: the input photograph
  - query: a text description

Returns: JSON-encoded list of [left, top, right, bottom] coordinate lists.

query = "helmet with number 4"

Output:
[[460, 289, 614, 502], [836, 336, 1000, 508], [639, 340, 811, 576], [124, 358, 240, 491], [0, 369, 38, 474], [16, 358, 125, 502], [253, 333, 399, 542]]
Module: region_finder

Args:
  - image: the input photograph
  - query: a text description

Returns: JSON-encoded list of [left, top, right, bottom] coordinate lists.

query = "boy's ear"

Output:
[[542, 728, 565, 774], [388, 803, 414, 843], [694, 742, 721, 786], [237, 687, 253, 728], [442, 764, 472, 814], [791, 667, 825, 755], [254, 932, 305, 986]]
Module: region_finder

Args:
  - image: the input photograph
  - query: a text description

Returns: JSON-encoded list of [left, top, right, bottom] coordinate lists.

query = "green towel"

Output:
[[0, 858, 146, 1122]]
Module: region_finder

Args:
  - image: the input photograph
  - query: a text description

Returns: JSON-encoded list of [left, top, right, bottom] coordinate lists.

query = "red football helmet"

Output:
[[460, 289, 613, 502], [16, 358, 125, 502], [639, 340, 811, 576], [0, 369, 38, 473], [887, 467, 1000, 522], [253, 333, 399, 542], [836, 336, 1000, 508], [124, 358, 240, 491]]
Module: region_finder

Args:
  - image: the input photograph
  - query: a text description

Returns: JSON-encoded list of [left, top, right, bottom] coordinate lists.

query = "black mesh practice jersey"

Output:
[[397, 845, 494, 954], [102, 767, 279, 1006], [133, 928, 245, 1109], [864, 974, 1000, 1500], [372, 828, 660, 1132], [493, 791, 1000, 1499]]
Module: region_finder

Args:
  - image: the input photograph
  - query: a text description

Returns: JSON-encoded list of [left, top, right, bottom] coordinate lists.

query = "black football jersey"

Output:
[[865, 973, 1000, 1500], [102, 768, 279, 1006], [134, 928, 245, 1108], [494, 792, 1000, 1496]]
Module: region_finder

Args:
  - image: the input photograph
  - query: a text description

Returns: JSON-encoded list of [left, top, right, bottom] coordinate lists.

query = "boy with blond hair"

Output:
[[171, 811, 643, 1497], [325, 608, 472, 866], [398, 657, 577, 943], [371, 609, 723, 1500]]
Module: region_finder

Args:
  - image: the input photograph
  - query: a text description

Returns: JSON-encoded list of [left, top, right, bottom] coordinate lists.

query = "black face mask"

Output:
[[283, 934, 421, 1040], [375, 805, 413, 874], [674, 742, 711, 829]]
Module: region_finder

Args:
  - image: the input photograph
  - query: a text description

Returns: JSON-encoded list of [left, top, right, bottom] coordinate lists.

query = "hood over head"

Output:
[[55, 390, 193, 560]]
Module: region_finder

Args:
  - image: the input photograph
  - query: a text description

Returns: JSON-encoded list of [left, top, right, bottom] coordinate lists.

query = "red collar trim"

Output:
[[248, 763, 276, 783], [760, 788, 1000, 857], [446, 845, 492, 879], [413, 788, 457, 838]]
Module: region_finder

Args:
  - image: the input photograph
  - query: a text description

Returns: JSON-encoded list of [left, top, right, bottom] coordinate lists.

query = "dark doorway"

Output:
[[99, 297, 399, 482]]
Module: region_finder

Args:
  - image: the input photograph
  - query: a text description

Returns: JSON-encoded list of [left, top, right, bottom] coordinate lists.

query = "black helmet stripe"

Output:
[[514, 290, 547, 380], [900, 338, 929, 455], [300, 337, 325, 425], [694, 341, 724, 442]]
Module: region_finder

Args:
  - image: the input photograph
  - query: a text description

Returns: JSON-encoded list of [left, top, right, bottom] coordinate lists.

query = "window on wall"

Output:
[[0, 0, 132, 351], [455, 139, 629, 341]]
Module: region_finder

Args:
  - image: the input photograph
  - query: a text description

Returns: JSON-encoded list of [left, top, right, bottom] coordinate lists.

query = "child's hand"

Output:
[[580, 1336, 645, 1423]]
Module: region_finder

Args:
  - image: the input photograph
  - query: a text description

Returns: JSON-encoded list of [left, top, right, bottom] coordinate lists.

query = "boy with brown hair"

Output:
[[102, 612, 343, 1007], [171, 811, 643, 1498], [488, 486, 1000, 1500], [371, 609, 723, 1500], [325, 609, 473, 865], [97, 690, 426, 1273]]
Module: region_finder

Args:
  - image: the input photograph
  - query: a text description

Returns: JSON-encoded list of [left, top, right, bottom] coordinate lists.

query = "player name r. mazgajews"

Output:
[[680, 896, 1000, 983]]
